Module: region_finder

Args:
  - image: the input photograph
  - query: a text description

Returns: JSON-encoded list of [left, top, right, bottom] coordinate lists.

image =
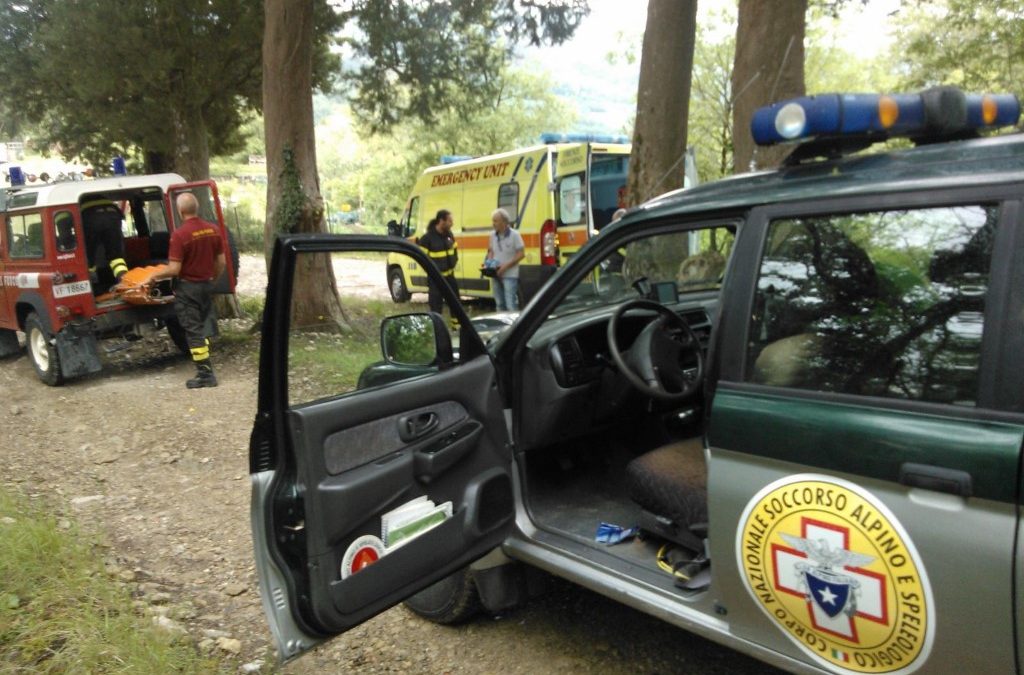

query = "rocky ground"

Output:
[[0, 255, 779, 674]]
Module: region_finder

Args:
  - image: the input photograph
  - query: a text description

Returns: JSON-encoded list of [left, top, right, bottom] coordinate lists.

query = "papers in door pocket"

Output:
[[381, 496, 453, 549]]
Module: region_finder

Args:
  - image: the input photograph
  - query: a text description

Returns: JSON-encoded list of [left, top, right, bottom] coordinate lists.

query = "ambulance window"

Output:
[[404, 197, 420, 236], [746, 204, 996, 407], [559, 175, 584, 225], [54, 211, 77, 252], [9, 212, 44, 258], [498, 183, 519, 225]]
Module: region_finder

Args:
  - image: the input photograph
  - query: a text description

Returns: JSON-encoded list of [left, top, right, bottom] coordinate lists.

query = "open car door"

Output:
[[167, 181, 236, 292], [250, 234, 514, 662]]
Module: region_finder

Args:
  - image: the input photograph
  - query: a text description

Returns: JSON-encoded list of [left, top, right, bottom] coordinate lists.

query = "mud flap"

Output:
[[0, 330, 18, 358], [56, 326, 102, 378]]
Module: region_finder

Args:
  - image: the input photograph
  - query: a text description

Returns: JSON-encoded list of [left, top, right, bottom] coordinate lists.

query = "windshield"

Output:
[[551, 225, 735, 317]]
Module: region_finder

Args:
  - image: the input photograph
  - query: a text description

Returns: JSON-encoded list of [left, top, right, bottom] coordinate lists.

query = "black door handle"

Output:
[[398, 412, 439, 442], [899, 462, 972, 498]]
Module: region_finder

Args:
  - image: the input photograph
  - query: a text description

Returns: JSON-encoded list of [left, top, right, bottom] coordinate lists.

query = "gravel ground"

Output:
[[0, 256, 782, 674]]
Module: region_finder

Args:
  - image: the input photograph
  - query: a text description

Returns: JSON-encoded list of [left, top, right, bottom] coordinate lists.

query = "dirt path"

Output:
[[0, 270, 777, 674], [236, 254, 389, 300]]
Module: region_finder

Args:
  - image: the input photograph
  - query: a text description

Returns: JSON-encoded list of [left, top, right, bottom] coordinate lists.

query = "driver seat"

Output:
[[625, 437, 708, 553]]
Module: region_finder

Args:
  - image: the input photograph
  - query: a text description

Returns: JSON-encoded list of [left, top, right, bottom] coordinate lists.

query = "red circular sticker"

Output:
[[341, 535, 386, 579]]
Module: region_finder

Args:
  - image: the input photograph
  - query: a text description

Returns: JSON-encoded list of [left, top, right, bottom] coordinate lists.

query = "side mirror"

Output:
[[386, 219, 402, 237], [381, 313, 453, 366]]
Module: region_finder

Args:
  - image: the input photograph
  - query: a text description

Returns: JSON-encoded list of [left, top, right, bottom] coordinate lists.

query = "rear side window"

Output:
[[558, 174, 584, 225], [54, 210, 77, 252], [9, 212, 45, 258], [498, 182, 519, 225], [746, 205, 997, 407]]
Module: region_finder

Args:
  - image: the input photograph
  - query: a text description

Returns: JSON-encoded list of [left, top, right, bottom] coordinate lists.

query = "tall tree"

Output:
[[731, 0, 808, 173], [263, 0, 345, 329], [625, 0, 698, 205], [0, 0, 266, 178]]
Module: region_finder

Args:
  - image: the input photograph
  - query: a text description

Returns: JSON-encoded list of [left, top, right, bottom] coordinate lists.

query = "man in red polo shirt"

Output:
[[147, 193, 226, 388]]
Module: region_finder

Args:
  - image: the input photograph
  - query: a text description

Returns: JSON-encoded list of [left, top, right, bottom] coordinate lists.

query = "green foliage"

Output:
[[896, 0, 1024, 97], [320, 65, 576, 229], [0, 0, 338, 173], [382, 314, 438, 365], [0, 489, 223, 673], [272, 148, 311, 235], [339, 0, 588, 132]]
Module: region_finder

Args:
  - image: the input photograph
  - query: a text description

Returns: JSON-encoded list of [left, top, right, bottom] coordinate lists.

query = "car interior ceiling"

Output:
[[517, 302, 715, 594]]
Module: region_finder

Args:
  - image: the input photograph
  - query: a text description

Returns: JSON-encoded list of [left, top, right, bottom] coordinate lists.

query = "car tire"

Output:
[[25, 313, 63, 386], [403, 567, 481, 625], [165, 317, 190, 356], [388, 266, 411, 303]]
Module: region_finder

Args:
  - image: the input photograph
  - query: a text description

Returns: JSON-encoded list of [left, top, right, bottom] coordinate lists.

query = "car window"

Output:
[[287, 250, 460, 406], [54, 211, 77, 252], [558, 174, 584, 225], [550, 225, 735, 318], [8, 212, 44, 258], [746, 205, 997, 406]]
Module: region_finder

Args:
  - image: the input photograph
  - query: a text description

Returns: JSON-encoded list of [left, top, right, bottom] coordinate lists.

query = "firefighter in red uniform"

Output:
[[146, 192, 226, 388]]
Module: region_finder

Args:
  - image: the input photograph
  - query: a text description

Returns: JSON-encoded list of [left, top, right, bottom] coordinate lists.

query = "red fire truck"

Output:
[[0, 173, 236, 385]]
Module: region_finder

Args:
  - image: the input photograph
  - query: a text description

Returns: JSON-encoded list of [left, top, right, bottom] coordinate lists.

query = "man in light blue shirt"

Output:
[[486, 208, 525, 310]]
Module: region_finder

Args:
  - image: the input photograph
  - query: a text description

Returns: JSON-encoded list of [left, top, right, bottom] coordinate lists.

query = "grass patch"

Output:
[[0, 490, 225, 673], [287, 295, 404, 401]]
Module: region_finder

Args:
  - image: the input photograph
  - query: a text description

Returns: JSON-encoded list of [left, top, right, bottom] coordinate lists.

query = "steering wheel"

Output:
[[606, 299, 705, 401]]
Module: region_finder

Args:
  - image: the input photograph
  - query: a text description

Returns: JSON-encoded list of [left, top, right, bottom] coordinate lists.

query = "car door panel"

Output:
[[290, 354, 513, 633], [708, 390, 1022, 673], [253, 235, 513, 659]]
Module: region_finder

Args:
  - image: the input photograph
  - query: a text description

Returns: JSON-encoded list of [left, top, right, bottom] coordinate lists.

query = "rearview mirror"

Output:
[[386, 219, 402, 237], [381, 313, 453, 366]]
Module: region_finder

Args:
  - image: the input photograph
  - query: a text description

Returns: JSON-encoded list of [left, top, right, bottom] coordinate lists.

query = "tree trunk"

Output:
[[731, 0, 807, 174], [144, 150, 174, 175], [626, 0, 698, 206], [170, 94, 211, 180], [263, 0, 347, 331]]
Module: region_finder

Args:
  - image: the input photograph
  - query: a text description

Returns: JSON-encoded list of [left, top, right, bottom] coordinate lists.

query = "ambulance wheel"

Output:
[[388, 266, 410, 303], [25, 313, 63, 386], [165, 318, 191, 356], [403, 567, 481, 624]]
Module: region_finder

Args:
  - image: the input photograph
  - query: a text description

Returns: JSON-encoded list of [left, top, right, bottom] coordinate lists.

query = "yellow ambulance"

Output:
[[385, 134, 631, 304]]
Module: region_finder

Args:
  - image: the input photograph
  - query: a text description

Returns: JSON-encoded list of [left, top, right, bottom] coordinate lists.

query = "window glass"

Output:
[[288, 250, 458, 405], [146, 200, 169, 233], [498, 183, 519, 225], [550, 225, 734, 318], [54, 211, 77, 252], [9, 212, 44, 258], [589, 155, 628, 231], [170, 186, 219, 228], [558, 175, 584, 225], [403, 197, 420, 237], [746, 206, 996, 406]]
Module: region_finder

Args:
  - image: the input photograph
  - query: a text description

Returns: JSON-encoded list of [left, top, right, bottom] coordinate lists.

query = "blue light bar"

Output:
[[752, 88, 1021, 147], [966, 94, 1021, 128], [111, 156, 127, 176], [440, 155, 473, 164], [8, 166, 24, 186], [540, 132, 630, 144]]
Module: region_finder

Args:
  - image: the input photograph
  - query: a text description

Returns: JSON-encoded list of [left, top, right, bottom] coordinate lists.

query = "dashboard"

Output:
[[517, 299, 717, 452]]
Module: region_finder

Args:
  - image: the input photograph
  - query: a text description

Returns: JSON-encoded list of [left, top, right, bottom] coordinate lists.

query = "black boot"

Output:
[[186, 361, 218, 389]]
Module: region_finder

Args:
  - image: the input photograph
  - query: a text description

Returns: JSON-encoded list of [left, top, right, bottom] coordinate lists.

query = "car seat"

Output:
[[624, 437, 707, 553]]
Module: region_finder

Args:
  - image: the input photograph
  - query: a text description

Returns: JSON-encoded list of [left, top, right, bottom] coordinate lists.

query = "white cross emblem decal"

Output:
[[772, 517, 889, 642]]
